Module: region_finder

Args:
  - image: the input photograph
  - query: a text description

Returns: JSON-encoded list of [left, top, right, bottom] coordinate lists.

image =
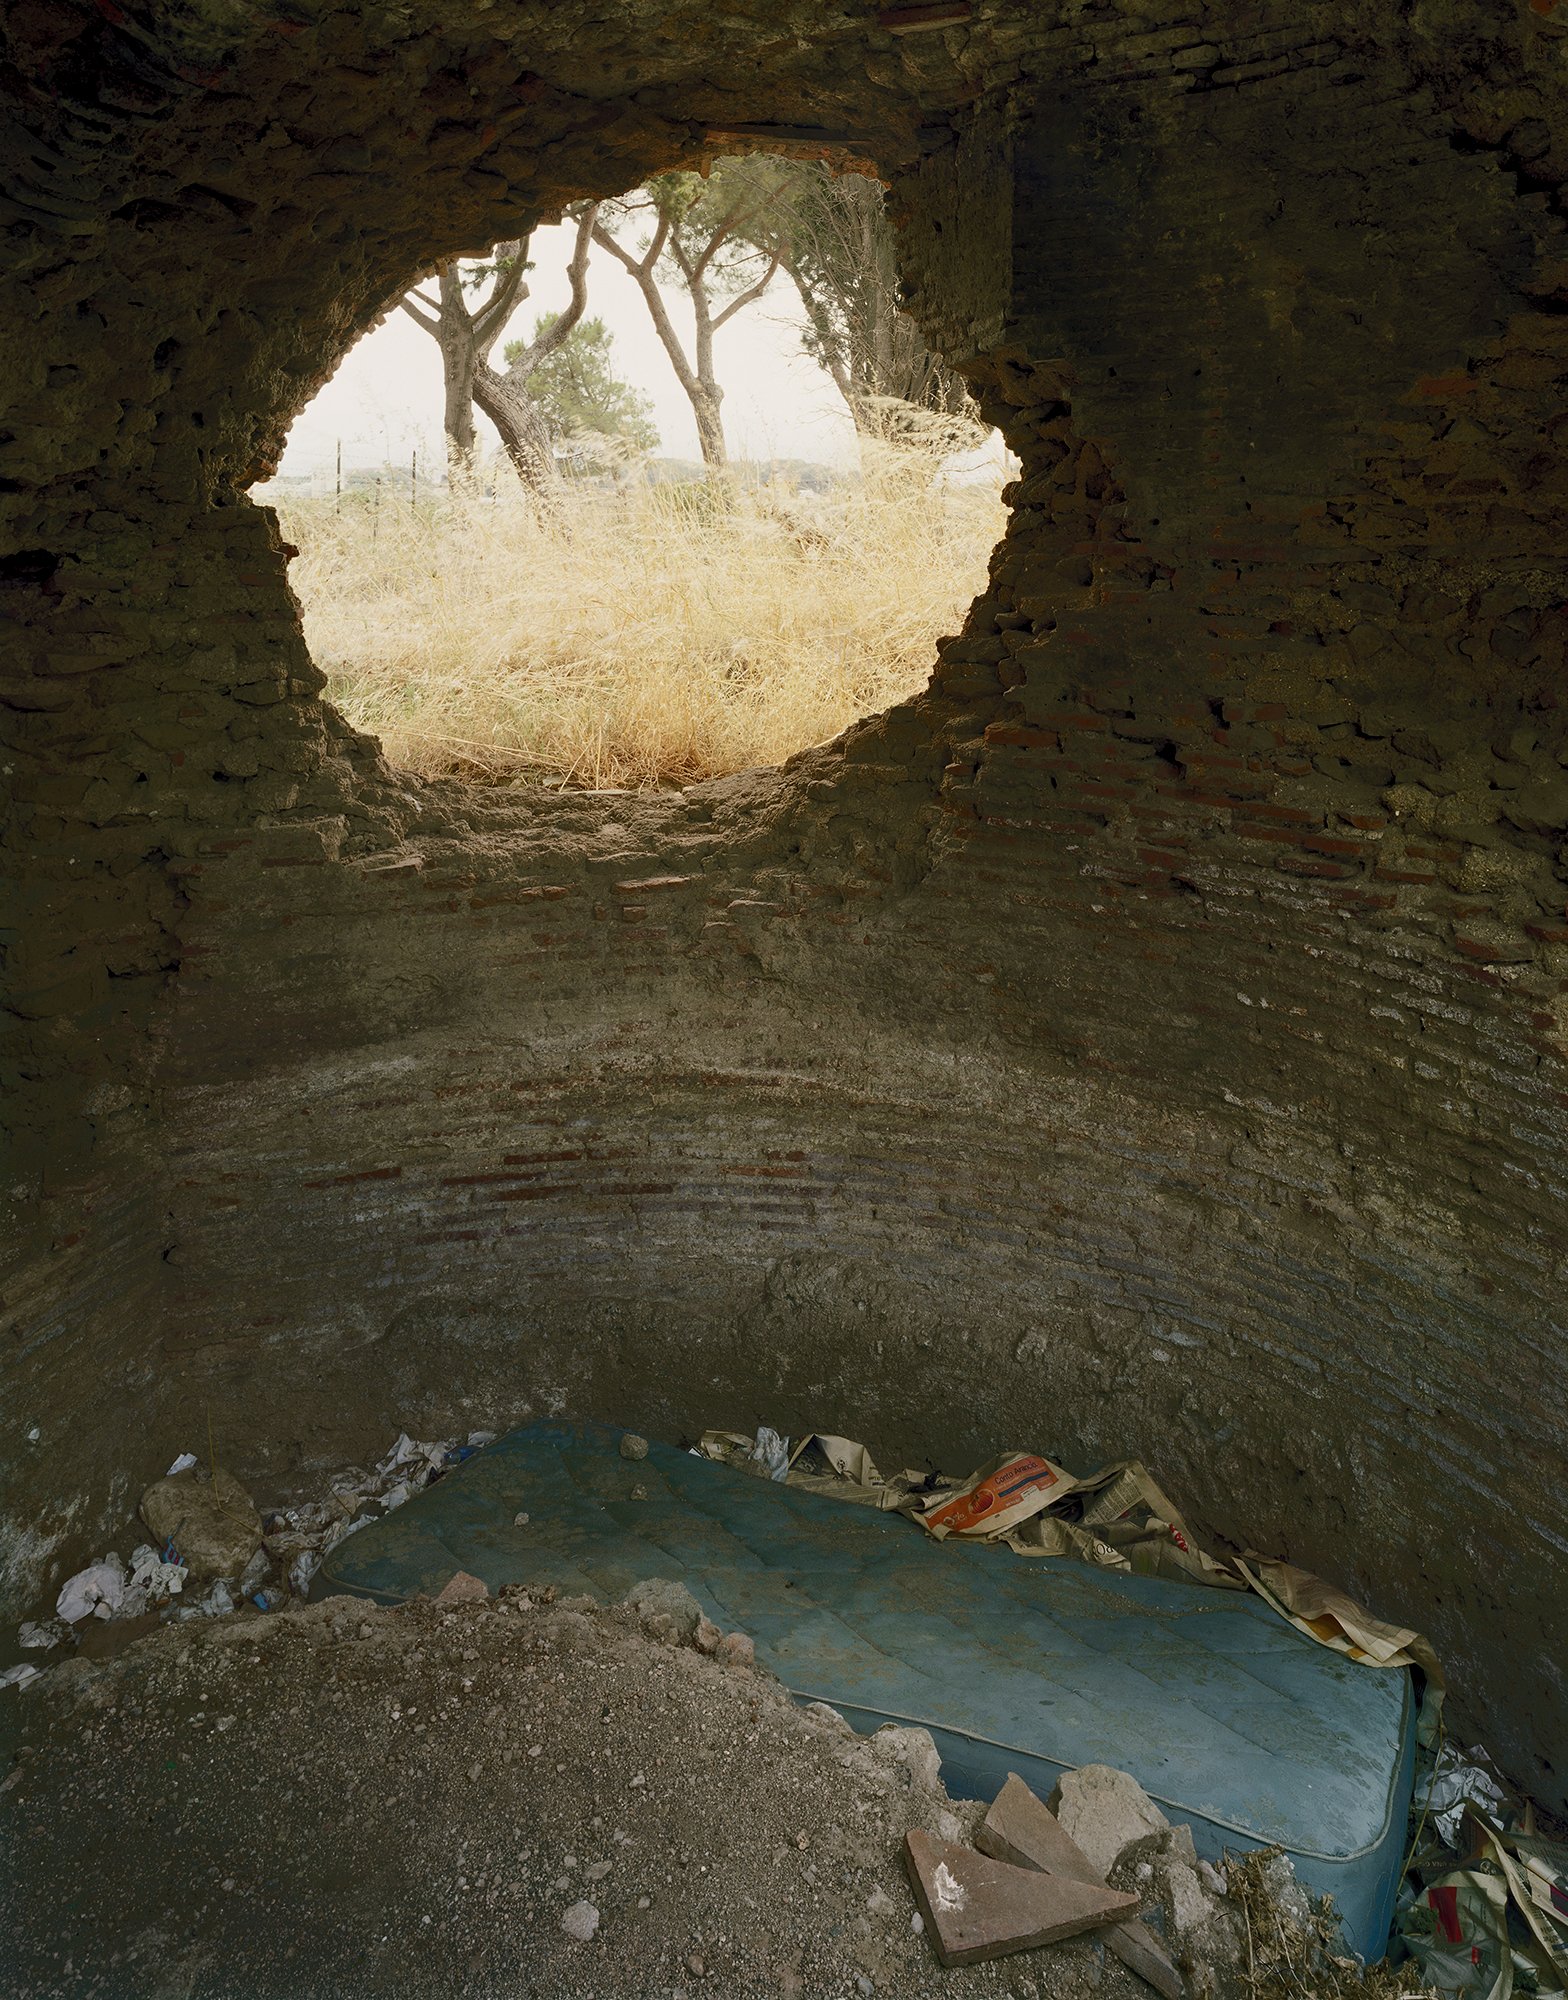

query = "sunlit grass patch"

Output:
[[276, 422, 1005, 791]]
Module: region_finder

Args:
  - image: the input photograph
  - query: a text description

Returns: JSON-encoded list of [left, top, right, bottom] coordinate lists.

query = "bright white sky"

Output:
[[276, 218, 862, 480]]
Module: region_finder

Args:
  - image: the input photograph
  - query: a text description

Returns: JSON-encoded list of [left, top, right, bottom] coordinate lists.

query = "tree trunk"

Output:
[[689, 298, 728, 472], [400, 230, 582, 500], [691, 384, 727, 471], [474, 366, 558, 494], [438, 270, 479, 486], [591, 197, 781, 478]]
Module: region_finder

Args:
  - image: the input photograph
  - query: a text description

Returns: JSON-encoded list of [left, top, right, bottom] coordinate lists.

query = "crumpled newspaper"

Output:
[[699, 1423, 1444, 1738], [1399, 1822, 1568, 2000]]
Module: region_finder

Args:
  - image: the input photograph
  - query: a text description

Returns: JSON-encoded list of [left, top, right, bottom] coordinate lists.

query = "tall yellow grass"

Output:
[[275, 430, 1005, 790]]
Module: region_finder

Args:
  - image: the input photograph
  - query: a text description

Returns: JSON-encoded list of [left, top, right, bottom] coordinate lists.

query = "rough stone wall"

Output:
[[3, 1, 1566, 1812]]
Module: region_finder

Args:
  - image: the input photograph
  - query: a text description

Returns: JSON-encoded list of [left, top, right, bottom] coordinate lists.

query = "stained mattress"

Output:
[[318, 1421, 1415, 1958]]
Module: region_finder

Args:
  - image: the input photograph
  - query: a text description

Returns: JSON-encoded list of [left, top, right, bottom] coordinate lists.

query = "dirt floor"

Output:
[[3, 1588, 1156, 2000]]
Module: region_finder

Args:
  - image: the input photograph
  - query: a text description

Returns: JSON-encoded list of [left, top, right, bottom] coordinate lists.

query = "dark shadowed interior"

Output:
[[3, 0, 1566, 1816]]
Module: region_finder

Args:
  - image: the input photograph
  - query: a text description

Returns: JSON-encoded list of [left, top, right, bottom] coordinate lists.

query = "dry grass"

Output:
[[1226, 1849, 1439, 2000], [274, 424, 1005, 790]]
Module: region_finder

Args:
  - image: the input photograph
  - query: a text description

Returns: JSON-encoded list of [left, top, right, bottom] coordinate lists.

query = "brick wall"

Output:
[[3, 0, 1566, 1812]]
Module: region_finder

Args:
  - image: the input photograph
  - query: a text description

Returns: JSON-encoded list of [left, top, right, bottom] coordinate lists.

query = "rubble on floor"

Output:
[[3, 1573, 1429, 2000], [903, 1825, 1138, 1965], [1, 1584, 1152, 1999], [16, 1425, 495, 1670], [977, 1773, 1184, 2000], [6, 1416, 1561, 1996]]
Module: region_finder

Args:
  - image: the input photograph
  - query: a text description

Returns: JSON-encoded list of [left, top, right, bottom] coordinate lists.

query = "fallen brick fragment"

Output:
[[434, 1569, 489, 1605], [977, 1773, 1186, 1999], [903, 1827, 1138, 1967]]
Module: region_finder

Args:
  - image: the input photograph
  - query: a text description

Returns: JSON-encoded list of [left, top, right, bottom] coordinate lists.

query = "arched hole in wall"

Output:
[[258, 161, 1013, 794]]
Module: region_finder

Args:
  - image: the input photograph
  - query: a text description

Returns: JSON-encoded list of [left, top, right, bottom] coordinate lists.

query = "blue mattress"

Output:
[[318, 1422, 1414, 1958]]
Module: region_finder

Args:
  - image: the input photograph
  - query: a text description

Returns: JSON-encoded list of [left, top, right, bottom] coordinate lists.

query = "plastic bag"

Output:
[[695, 1427, 794, 1482], [56, 1559, 126, 1624], [169, 1577, 235, 1622], [129, 1542, 187, 1603], [1424, 1744, 1513, 1849], [1400, 1866, 1512, 1999], [1399, 1833, 1568, 2000], [749, 1427, 791, 1482]]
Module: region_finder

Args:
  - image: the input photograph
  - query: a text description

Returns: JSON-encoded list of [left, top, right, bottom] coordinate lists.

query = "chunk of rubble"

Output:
[[1049, 1762, 1171, 1879], [434, 1570, 489, 1606], [140, 1468, 263, 1583], [869, 1723, 942, 1792], [715, 1630, 755, 1670], [560, 1899, 600, 1942], [1251, 1849, 1313, 1930], [623, 1577, 702, 1647], [977, 1773, 1185, 2000], [1116, 1825, 1210, 1940], [904, 1828, 1138, 1967], [1108, 1819, 1255, 1998]]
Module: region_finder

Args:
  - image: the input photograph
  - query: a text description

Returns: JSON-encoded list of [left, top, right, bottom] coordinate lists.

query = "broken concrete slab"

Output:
[[904, 1828, 1138, 1967], [979, 1771, 1102, 1878], [1050, 1763, 1171, 1879], [978, 1774, 1185, 2000]]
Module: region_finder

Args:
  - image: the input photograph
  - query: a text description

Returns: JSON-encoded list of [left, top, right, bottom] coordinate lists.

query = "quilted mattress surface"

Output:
[[318, 1422, 1415, 1957]]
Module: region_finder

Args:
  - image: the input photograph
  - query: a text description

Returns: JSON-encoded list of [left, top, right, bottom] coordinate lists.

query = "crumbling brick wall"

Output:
[[3, 1, 1565, 1812]]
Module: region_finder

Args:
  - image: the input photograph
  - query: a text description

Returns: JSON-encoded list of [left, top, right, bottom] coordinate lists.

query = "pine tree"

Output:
[[506, 314, 659, 467]]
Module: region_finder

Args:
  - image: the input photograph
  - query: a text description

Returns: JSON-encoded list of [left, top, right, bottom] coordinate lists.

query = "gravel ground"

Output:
[[3, 1588, 1149, 2000]]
